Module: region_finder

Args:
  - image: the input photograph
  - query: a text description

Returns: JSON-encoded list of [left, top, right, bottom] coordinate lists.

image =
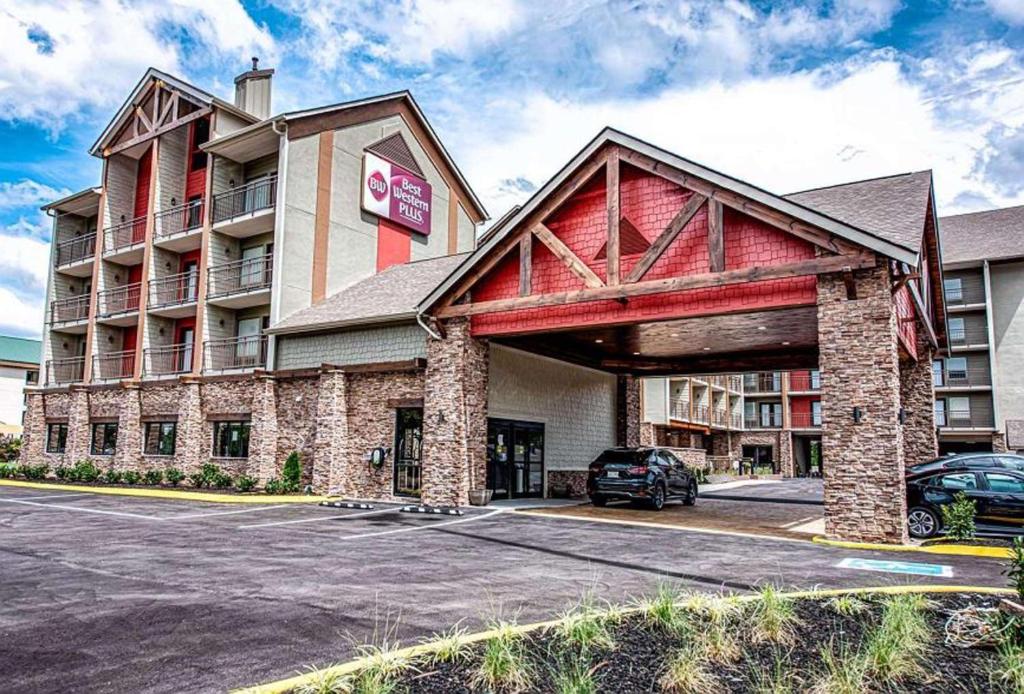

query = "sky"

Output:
[[2, 0, 1024, 339]]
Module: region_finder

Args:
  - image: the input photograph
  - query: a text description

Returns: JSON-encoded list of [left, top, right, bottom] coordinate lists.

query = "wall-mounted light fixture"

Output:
[[170, 197, 177, 207], [853, 406, 863, 424], [898, 407, 907, 424]]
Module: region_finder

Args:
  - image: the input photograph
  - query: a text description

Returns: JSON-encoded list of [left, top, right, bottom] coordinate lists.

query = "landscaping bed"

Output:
[[291, 589, 1023, 694]]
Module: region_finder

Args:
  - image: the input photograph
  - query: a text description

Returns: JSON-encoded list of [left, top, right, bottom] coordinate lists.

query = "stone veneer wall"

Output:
[[899, 330, 938, 467], [818, 263, 907, 544]]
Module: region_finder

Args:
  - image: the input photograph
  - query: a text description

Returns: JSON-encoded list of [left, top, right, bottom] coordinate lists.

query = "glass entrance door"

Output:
[[394, 408, 423, 497], [487, 419, 544, 499]]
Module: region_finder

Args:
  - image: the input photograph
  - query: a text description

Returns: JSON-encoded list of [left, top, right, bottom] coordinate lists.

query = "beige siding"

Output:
[[156, 126, 188, 213]]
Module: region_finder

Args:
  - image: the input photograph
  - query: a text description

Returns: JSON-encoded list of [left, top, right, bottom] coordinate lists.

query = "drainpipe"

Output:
[[265, 118, 288, 370], [416, 311, 443, 341]]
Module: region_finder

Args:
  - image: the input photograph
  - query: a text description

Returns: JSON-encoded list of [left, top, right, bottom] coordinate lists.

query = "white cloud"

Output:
[[0, 179, 69, 211], [987, 0, 1024, 25], [0, 0, 275, 130], [0, 216, 52, 336], [0, 286, 44, 338]]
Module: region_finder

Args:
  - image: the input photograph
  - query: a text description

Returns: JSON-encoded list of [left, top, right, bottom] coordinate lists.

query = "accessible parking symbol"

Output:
[[837, 557, 953, 577]]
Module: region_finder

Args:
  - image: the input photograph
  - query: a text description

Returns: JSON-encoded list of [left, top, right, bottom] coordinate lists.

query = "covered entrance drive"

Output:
[[418, 129, 947, 544]]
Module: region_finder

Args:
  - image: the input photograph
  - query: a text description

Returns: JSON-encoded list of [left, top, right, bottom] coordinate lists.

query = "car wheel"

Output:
[[649, 484, 666, 511], [908, 506, 940, 539], [591, 496, 607, 507], [682, 480, 697, 506]]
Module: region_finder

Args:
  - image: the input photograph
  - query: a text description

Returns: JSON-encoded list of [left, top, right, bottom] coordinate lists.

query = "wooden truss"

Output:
[[105, 80, 211, 157]]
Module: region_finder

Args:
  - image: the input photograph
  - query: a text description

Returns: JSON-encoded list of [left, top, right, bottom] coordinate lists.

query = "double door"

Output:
[[487, 419, 544, 499]]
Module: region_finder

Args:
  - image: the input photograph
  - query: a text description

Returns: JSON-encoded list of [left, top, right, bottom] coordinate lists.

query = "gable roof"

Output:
[[419, 127, 927, 314], [939, 204, 1024, 265], [0, 336, 40, 366], [90, 68, 258, 157], [268, 254, 469, 335]]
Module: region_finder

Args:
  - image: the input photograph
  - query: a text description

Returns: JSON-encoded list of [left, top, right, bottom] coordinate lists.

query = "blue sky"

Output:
[[2, 0, 1024, 338]]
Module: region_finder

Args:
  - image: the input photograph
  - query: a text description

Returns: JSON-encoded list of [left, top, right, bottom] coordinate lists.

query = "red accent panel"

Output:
[[127, 264, 143, 284], [175, 317, 196, 345], [377, 218, 411, 272], [134, 147, 152, 219], [895, 285, 918, 359], [179, 249, 201, 271], [469, 169, 817, 337], [122, 326, 138, 353], [185, 168, 206, 200]]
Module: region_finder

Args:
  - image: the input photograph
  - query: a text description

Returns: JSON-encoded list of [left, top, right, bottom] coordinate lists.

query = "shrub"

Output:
[[264, 477, 285, 494], [0, 435, 21, 462], [143, 469, 164, 486], [748, 584, 800, 646], [864, 594, 930, 681], [283, 451, 302, 491], [0, 463, 15, 478], [55, 465, 70, 481], [660, 644, 717, 693], [165, 468, 185, 486], [104, 469, 123, 484], [200, 462, 225, 487], [473, 621, 531, 692], [188, 472, 206, 488], [236, 475, 258, 493], [1005, 537, 1024, 603], [122, 470, 141, 485], [16, 464, 30, 478], [213, 472, 233, 489], [23, 464, 48, 480], [941, 492, 977, 541], [73, 459, 101, 483]]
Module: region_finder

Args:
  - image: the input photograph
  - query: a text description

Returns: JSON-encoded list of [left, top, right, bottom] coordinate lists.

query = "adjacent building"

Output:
[[0, 336, 40, 435]]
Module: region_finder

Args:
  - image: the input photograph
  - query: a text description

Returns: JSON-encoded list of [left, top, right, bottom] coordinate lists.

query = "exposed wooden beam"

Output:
[[533, 223, 605, 289], [620, 150, 862, 256], [106, 107, 211, 156], [598, 346, 819, 375], [623, 193, 707, 283], [437, 251, 875, 318], [606, 150, 620, 285], [519, 234, 532, 297], [708, 198, 724, 273]]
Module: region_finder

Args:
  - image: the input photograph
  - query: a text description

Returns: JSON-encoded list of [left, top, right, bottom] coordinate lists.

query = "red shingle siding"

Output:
[[470, 169, 817, 337], [894, 285, 918, 360]]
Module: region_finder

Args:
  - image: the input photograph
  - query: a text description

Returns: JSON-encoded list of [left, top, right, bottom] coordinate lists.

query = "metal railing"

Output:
[[207, 255, 273, 298], [205, 335, 267, 371], [936, 366, 992, 387], [49, 295, 90, 323], [46, 357, 85, 385], [148, 271, 199, 308], [97, 282, 141, 316], [790, 411, 822, 428], [743, 372, 782, 393], [144, 343, 193, 376], [948, 325, 988, 345], [710, 409, 729, 427], [103, 215, 147, 253], [55, 233, 96, 266], [940, 409, 995, 428], [730, 413, 743, 429], [93, 350, 135, 380], [745, 412, 783, 428], [669, 399, 690, 420], [212, 176, 277, 224], [155, 198, 204, 239], [944, 276, 985, 306], [789, 370, 821, 391]]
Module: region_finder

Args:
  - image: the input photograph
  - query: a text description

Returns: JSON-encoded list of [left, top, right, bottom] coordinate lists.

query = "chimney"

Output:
[[234, 57, 274, 120]]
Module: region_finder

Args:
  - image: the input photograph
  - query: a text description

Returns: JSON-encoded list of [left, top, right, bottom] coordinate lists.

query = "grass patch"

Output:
[[424, 624, 471, 665], [554, 594, 615, 654], [636, 583, 684, 633], [753, 649, 804, 693], [827, 595, 868, 617], [992, 639, 1024, 692], [472, 620, 532, 693], [551, 653, 600, 694], [863, 594, 931, 681], [659, 644, 718, 693], [293, 663, 349, 694], [348, 642, 410, 694], [748, 584, 801, 645], [812, 638, 870, 694]]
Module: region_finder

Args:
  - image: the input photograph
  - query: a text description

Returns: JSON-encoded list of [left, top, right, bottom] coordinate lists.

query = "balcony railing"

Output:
[[212, 176, 277, 224], [936, 366, 992, 388], [745, 413, 783, 428], [155, 198, 205, 239], [207, 255, 273, 298], [97, 282, 141, 316], [104, 215, 147, 253], [205, 335, 268, 371], [93, 350, 135, 380], [789, 371, 821, 391], [46, 356, 85, 385], [55, 233, 96, 267], [144, 343, 194, 376], [743, 372, 782, 393], [710, 409, 729, 427], [730, 413, 743, 429], [49, 295, 90, 324], [669, 399, 690, 420], [944, 276, 985, 306], [790, 411, 822, 428], [948, 325, 988, 345], [939, 409, 995, 429], [148, 271, 199, 309]]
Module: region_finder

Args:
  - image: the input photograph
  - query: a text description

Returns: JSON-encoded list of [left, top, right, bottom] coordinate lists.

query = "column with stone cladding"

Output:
[[779, 431, 795, 477], [175, 378, 205, 476], [899, 331, 937, 467], [248, 373, 279, 482], [818, 263, 907, 544], [617, 375, 641, 447], [66, 385, 91, 462], [311, 368, 350, 494], [21, 390, 46, 464], [421, 318, 488, 507], [114, 383, 142, 470]]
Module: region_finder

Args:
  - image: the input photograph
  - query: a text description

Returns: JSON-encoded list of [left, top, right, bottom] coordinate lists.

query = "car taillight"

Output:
[[628, 466, 647, 475]]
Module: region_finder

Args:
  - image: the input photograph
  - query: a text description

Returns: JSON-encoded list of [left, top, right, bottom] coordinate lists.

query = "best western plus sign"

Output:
[[362, 151, 432, 235]]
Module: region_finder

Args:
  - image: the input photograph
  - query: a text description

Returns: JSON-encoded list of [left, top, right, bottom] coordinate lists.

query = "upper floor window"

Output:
[[948, 317, 965, 342], [932, 360, 944, 387], [944, 277, 963, 302], [934, 400, 946, 427], [189, 118, 211, 172], [25, 369, 38, 384], [811, 401, 822, 426]]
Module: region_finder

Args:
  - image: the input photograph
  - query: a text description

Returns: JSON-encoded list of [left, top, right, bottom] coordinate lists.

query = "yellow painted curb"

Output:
[[0, 479, 329, 504], [813, 535, 1013, 559], [233, 584, 1013, 694]]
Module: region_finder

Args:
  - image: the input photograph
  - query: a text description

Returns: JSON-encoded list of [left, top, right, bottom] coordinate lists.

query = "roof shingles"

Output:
[[938, 205, 1024, 265]]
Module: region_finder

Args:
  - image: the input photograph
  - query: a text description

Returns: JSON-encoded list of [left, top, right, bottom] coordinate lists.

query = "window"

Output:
[[948, 317, 965, 342], [25, 370, 38, 385], [944, 277, 963, 302], [91, 422, 118, 455], [810, 369, 821, 390], [946, 357, 968, 384], [935, 472, 977, 490], [143, 422, 177, 456], [935, 400, 947, 427], [46, 423, 67, 453], [213, 421, 250, 458], [189, 118, 210, 172], [985, 472, 1024, 494], [932, 360, 944, 387], [948, 396, 971, 424], [811, 400, 822, 426], [759, 402, 782, 427]]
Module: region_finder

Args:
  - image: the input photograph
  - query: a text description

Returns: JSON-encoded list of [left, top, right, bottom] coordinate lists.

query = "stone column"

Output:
[[21, 390, 46, 464], [311, 368, 350, 494], [779, 431, 795, 477], [175, 378, 205, 476], [616, 375, 641, 447], [899, 331, 937, 467], [818, 264, 908, 544], [66, 385, 91, 462], [993, 433, 1009, 453], [115, 383, 142, 471], [248, 373, 279, 482], [421, 318, 488, 507], [639, 421, 656, 446]]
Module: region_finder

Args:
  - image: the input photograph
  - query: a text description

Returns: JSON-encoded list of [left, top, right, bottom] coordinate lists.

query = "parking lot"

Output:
[[0, 483, 1009, 693]]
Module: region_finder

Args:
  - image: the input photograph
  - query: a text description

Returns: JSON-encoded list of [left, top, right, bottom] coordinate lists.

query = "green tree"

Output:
[[282, 451, 302, 491]]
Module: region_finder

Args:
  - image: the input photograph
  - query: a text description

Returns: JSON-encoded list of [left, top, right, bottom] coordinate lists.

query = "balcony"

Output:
[[211, 176, 277, 238], [939, 409, 995, 430], [790, 411, 822, 429], [944, 276, 986, 308], [744, 372, 782, 394], [148, 271, 199, 318], [207, 255, 273, 309], [788, 371, 821, 392], [935, 366, 992, 389], [948, 325, 988, 348], [96, 283, 141, 326], [48, 295, 90, 332], [103, 215, 147, 263], [669, 399, 690, 421], [204, 335, 267, 372], [745, 412, 783, 429], [710, 409, 729, 428], [154, 199, 205, 252], [93, 350, 135, 381], [46, 356, 85, 385], [730, 412, 743, 430], [54, 233, 96, 275], [144, 343, 194, 377]]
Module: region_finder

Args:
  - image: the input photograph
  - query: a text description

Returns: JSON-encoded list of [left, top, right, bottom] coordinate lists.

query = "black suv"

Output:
[[587, 447, 698, 511]]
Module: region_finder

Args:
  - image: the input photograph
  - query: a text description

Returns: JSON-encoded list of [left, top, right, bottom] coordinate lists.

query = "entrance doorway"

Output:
[[487, 419, 544, 499], [393, 407, 423, 497], [742, 445, 775, 474], [794, 435, 823, 477]]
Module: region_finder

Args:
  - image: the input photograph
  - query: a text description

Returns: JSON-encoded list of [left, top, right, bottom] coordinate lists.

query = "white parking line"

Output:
[[322, 508, 504, 541], [238, 507, 399, 529], [0, 496, 164, 521], [169, 505, 290, 521], [16, 492, 93, 502]]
